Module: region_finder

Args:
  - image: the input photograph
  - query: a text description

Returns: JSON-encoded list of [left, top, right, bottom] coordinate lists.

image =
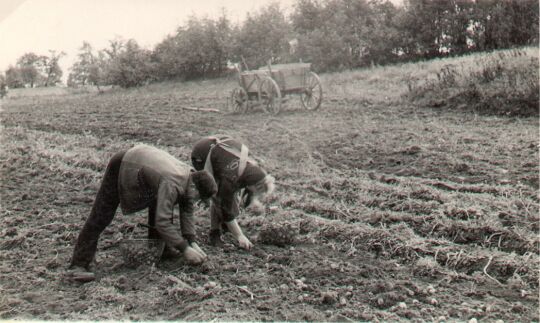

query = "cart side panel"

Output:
[[240, 71, 267, 93], [267, 63, 311, 91]]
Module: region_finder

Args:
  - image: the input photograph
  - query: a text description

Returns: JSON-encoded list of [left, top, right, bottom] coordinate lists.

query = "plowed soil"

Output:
[[1, 74, 538, 321]]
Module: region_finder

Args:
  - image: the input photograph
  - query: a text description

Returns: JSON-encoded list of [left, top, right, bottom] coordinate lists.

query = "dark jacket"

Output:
[[119, 145, 196, 251], [191, 136, 266, 221]]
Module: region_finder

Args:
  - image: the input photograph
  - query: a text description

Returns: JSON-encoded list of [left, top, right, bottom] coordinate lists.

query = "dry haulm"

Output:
[[0, 48, 538, 321]]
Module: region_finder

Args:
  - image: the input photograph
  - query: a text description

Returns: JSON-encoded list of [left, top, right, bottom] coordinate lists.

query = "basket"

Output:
[[119, 225, 166, 268]]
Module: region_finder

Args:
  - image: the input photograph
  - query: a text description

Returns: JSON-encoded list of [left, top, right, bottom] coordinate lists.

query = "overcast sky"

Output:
[[0, 0, 401, 79]]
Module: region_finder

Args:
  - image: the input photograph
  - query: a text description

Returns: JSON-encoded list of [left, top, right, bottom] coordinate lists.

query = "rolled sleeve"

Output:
[[179, 189, 196, 244], [155, 180, 189, 251]]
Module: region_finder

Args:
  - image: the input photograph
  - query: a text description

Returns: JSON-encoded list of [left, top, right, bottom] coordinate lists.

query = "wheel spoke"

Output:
[[230, 87, 247, 114], [259, 77, 281, 114], [300, 72, 322, 111], [308, 78, 317, 89]]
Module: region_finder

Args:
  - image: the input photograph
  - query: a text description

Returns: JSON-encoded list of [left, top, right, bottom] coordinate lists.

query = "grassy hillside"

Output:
[[0, 48, 538, 321], [404, 47, 539, 116], [322, 47, 538, 114]]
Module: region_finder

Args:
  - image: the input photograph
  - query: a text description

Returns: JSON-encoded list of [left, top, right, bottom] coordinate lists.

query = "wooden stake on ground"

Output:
[[181, 106, 221, 113]]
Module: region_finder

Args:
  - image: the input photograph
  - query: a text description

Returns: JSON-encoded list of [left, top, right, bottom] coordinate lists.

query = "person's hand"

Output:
[[190, 242, 207, 259], [238, 235, 253, 250], [183, 246, 206, 265], [225, 219, 252, 250]]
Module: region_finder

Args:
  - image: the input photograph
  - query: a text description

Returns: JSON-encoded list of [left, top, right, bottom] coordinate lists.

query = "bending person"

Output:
[[69, 144, 217, 282], [191, 135, 275, 250]]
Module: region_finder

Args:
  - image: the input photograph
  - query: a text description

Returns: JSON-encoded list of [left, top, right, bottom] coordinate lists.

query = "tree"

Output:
[[292, 0, 402, 70], [295, 28, 350, 71], [5, 66, 24, 88], [397, 0, 451, 58], [175, 16, 215, 78], [471, 0, 539, 50], [107, 39, 154, 88], [0, 73, 7, 98], [364, 0, 403, 64], [441, 0, 475, 55], [210, 9, 234, 76], [232, 3, 292, 69], [394, 0, 538, 59], [153, 34, 183, 80], [291, 0, 324, 34], [16, 52, 43, 87], [42, 50, 65, 86], [153, 11, 234, 80], [88, 51, 108, 91], [291, 0, 348, 70], [68, 42, 96, 86], [68, 42, 110, 89], [102, 36, 125, 61]]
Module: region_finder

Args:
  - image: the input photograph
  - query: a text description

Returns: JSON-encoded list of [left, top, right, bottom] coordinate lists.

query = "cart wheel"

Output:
[[300, 72, 323, 111], [258, 77, 282, 115], [229, 88, 247, 114]]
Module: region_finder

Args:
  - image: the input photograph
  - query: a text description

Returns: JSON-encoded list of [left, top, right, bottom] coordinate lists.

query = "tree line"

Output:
[[1, 51, 65, 92], [1, 0, 538, 90]]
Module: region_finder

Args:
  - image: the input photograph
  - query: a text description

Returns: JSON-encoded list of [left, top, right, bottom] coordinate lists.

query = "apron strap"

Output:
[[238, 144, 249, 178], [204, 136, 252, 179]]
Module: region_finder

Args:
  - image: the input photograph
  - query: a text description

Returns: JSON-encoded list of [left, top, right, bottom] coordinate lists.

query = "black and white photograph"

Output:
[[0, 0, 538, 321]]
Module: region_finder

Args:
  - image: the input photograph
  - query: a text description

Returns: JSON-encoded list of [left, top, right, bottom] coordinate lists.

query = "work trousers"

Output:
[[70, 150, 159, 269]]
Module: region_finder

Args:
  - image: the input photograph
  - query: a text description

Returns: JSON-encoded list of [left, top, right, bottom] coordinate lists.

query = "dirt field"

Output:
[[1, 61, 538, 321]]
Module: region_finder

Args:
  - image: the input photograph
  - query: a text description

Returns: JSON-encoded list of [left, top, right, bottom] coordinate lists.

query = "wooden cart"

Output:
[[229, 62, 323, 115]]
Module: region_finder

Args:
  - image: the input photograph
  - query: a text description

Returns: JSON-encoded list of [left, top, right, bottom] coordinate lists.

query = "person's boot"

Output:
[[160, 245, 181, 260], [209, 229, 224, 247], [221, 222, 229, 233]]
